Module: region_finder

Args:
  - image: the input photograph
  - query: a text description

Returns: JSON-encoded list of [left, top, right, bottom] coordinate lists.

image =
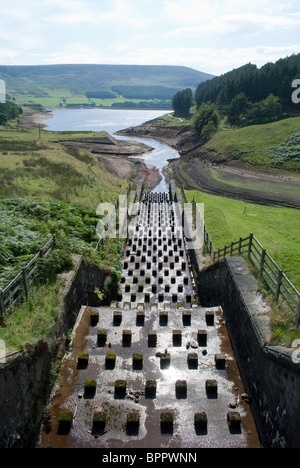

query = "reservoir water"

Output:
[[43, 108, 180, 192]]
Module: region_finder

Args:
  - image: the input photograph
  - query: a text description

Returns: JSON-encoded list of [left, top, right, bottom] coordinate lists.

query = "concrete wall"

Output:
[[169, 180, 300, 448], [0, 256, 111, 448], [197, 257, 300, 448]]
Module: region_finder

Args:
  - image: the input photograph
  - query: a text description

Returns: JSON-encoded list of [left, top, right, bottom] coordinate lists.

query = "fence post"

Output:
[[203, 225, 207, 252], [238, 237, 242, 255], [275, 270, 283, 302], [248, 233, 253, 259], [296, 300, 300, 327], [0, 290, 5, 317], [22, 268, 29, 299], [259, 249, 266, 278]]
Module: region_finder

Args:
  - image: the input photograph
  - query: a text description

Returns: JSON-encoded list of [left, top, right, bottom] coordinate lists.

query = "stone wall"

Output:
[[0, 344, 52, 448], [0, 256, 112, 448], [197, 256, 300, 448]]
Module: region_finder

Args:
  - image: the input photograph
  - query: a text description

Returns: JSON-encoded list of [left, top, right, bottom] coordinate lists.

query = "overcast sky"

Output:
[[0, 0, 299, 75]]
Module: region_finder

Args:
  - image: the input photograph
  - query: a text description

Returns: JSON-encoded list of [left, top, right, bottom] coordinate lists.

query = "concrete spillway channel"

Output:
[[39, 192, 261, 449]]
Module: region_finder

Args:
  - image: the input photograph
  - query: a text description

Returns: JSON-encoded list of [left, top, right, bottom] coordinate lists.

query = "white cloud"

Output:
[[163, 0, 216, 24], [43, 44, 104, 64], [43, 0, 150, 28], [169, 11, 300, 38], [98, 44, 300, 75], [0, 47, 19, 62], [0, 0, 299, 75]]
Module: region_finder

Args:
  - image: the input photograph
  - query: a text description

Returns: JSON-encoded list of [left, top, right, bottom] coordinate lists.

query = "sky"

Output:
[[0, 0, 299, 76]]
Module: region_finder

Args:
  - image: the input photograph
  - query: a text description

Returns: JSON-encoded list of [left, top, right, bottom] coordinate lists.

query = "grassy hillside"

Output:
[[0, 64, 214, 108], [164, 115, 300, 212], [0, 127, 128, 206], [0, 115, 131, 345], [204, 117, 300, 173]]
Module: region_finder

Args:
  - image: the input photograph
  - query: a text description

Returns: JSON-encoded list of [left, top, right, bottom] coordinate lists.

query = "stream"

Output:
[[43, 108, 180, 192]]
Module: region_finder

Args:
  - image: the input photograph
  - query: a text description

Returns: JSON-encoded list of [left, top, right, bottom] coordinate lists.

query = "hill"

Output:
[[118, 114, 300, 208], [0, 64, 214, 108], [195, 53, 300, 113]]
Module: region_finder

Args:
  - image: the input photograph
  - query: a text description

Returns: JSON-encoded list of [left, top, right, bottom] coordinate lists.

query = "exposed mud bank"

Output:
[[20, 111, 162, 191], [117, 118, 300, 208], [60, 137, 161, 191], [20, 110, 54, 129]]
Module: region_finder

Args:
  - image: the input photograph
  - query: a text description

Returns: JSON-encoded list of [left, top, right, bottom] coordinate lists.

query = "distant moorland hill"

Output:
[[0, 64, 214, 108]]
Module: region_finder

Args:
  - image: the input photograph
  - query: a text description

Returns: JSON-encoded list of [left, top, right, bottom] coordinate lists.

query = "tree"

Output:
[[224, 92, 250, 126], [259, 94, 282, 118], [0, 101, 22, 125], [192, 102, 220, 138], [194, 53, 300, 112], [201, 120, 218, 140], [172, 88, 193, 116]]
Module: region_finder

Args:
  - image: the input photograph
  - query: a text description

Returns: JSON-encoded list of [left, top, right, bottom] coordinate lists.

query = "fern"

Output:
[[267, 132, 300, 164], [0, 198, 107, 289]]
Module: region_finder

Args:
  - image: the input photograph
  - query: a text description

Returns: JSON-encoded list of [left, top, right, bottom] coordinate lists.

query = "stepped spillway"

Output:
[[39, 190, 261, 448]]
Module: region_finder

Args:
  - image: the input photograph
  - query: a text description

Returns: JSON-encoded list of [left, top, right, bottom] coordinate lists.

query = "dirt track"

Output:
[[117, 118, 300, 209]]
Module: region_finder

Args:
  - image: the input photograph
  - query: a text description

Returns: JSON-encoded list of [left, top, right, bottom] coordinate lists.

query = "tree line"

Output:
[[0, 101, 22, 125], [111, 85, 180, 100], [195, 53, 300, 112], [172, 53, 300, 140]]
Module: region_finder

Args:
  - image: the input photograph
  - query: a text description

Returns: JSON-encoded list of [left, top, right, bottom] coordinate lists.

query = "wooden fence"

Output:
[[0, 236, 55, 318], [191, 199, 300, 325], [0, 186, 140, 318]]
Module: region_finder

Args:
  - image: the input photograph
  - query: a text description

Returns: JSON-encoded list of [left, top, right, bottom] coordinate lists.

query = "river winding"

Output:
[[43, 108, 180, 192]]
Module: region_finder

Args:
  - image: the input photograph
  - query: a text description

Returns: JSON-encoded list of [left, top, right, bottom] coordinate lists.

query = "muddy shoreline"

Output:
[[117, 117, 300, 208], [21, 111, 162, 191], [21, 110, 54, 129]]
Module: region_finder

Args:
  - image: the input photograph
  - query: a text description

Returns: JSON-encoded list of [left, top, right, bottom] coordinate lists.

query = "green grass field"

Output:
[[186, 189, 300, 344], [13, 91, 171, 109], [185, 190, 300, 293]]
